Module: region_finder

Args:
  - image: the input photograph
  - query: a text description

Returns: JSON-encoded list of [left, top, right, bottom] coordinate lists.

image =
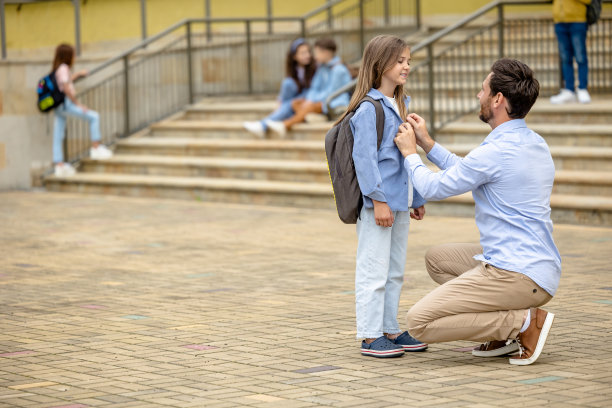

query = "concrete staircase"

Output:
[[45, 96, 612, 226]]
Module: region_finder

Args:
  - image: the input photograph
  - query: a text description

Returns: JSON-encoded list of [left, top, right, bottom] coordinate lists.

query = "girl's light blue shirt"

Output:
[[350, 88, 426, 212]]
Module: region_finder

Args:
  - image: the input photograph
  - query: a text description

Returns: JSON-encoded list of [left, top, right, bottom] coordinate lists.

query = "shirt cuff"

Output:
[[426, 142, 448, 164], [404, 153, 424, 171]]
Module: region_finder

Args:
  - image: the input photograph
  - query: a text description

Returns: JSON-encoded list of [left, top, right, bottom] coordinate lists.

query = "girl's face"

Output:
[[382, 48, 411, 87], [294, 44, 312, 67]]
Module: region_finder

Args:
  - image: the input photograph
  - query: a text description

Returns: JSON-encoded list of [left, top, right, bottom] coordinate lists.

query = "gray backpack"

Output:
[[325, 96, 384, 224]]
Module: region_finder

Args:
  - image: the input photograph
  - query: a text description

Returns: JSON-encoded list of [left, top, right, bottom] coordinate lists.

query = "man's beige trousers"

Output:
[[407, 243, 552, 343]]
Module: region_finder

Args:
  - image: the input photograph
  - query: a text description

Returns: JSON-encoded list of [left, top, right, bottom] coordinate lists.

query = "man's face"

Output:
[[477, 73, 494, 124]]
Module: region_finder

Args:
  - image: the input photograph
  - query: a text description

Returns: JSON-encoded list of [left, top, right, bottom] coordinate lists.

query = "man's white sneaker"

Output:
[[577, 89, 591, 104], [54, 163, 76, 177], [242, 121, 265, 138], [90, 145, 113, 160], [265, 120, 287, 138], [550, 89, 576, 104]]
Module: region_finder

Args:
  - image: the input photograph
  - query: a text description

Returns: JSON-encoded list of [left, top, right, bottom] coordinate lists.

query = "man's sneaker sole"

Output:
[[472, 340, 519, 357], [509, 312, 555, 366], [401, 343, 428, 352], [360, 348, 405, 358]]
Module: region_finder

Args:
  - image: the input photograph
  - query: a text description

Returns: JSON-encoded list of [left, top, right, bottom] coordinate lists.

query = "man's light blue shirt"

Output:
[[306, 56, 351, 113], [351, 89, 426, 212], [404, 119, 562, 295]]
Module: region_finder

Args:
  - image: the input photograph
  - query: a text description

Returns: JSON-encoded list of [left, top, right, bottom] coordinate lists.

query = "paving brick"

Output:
[[1, 192, 611, 407]]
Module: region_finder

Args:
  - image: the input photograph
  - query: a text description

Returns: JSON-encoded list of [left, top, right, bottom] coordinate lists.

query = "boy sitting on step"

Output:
[[265, 37, 352, 137]]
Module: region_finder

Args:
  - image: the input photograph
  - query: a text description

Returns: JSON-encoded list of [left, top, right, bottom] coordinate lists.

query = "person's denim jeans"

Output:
[[554, 22, 589, 91], [261, 77, 303, 130], [53, 98, 101, 163], [355, 207, 411, 338]]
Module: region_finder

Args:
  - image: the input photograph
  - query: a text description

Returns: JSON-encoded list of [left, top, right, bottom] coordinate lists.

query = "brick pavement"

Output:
[[1, 191, 611, 407]]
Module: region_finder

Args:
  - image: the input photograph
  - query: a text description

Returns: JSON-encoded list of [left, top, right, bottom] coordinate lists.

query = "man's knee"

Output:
[[406, 305, 429, 342], [424, 245, 447, 284]]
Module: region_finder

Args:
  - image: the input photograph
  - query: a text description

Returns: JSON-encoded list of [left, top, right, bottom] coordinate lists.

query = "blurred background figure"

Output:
[[243, 38, 317, 138], [550, 0, 592, 104], [51, 43, 112, 176]]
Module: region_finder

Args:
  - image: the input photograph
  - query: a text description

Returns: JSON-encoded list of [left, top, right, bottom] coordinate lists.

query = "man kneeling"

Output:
[[394, 59, 561, 366]]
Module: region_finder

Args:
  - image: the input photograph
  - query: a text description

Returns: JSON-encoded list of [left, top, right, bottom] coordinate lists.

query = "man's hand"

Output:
[[372, 199, 394, 227], [410, 206, 425, 220], [406, 113, 435, 153], [394, 122, 417, 158]]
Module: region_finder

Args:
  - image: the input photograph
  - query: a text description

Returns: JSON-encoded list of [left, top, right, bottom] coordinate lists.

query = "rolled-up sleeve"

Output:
[[350, 103, 387, 202], [404, 143, 500, 201]]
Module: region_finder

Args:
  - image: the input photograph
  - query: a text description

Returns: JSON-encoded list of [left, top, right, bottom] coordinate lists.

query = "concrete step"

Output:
[[436, 122, 612, 146], [115, 137, 612, 171], [44, 173, 334, 209], [80, 155, 612, 197], [43, 172, 612, 226], [80, 155, 330, 183], [183, 101, 279, 121], [149, 120, 330, 141], [115, 138, 327, 161]]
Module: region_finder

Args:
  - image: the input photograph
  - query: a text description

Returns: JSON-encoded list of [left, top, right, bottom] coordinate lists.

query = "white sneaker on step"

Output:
[[54, 163, 76, 177], [265, 120, 287, 138], [90, 144, 113, 160], [550, 89, 576, 104], [243, 121, 265, 138], [577, 89, 591, 104]]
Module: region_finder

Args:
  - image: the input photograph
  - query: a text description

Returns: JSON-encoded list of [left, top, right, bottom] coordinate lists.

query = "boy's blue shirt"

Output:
[[306, 56, 351, 113], [350, 88, 426, 211]]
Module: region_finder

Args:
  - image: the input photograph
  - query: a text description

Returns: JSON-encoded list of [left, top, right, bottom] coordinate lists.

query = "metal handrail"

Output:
[[325, 0, 612, 130]]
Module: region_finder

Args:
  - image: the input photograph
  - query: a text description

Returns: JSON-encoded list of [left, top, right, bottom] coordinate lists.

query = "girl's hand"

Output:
[[410, 206, 426, 220], [73, 69, 89, 80], [78, 104, 89, 113], [372, 199, 394, 227]]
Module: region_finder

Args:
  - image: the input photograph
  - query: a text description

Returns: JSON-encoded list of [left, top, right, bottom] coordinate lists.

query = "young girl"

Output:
[[344, 35, 427, 358], [52, 43, 112, 176], [243, 38, 316, 138]]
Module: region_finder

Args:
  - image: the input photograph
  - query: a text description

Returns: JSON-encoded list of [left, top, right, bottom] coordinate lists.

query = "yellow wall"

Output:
[[2, 0, 568, 51]]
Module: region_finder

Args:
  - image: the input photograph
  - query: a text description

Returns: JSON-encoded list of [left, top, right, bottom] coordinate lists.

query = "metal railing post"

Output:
[[267, 0, 273, 34], [186, 22, 194, 104], [0, 0, 6, 59], [72, 0, 81, 56], [300, 18, 306, 38], [123, 56, 130, 136], [384, 0, 390, 24], [205, 0, 212, 42], [246, 20, 253, 94], [497, 4, 504, 58], [327, 0, 333, 29], [359, 0, 365, 54], [416, 0, 421, 30], [427, 44, 436, 138], [140, 0, 147, 41]]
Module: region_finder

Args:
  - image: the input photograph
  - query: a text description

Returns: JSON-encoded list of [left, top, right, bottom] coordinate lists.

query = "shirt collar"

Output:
[[484, 119, 527, 143], [367, 88, 411, 114], [322, 56, 341, 68]]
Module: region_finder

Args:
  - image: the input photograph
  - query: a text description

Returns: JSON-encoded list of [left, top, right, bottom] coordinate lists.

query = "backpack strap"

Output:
[[355, 96, 385, 150]]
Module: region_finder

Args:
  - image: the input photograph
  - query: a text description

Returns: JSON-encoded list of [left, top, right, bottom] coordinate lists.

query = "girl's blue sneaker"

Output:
[[392, 331, 428, 352], [360, 336, 405, 358]]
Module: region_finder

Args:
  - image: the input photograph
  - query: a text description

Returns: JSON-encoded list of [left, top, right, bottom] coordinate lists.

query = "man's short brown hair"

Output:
[[489, 58, 539, 119], [314, 37, 337, 53]]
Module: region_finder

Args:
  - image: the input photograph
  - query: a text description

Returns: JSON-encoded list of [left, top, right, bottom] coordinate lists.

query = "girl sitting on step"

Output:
[[51, 43, 112, 177], [343, 35, 427, 358], [243, 38, 317, 138]]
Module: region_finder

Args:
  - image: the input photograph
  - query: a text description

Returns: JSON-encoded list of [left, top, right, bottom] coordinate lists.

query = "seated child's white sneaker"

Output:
[[264, 120, 287, 138], [90, 144, 113, 160], [550, 89, 576, 104], [577, 89, 591, 104], [243, 121, 265, 138], [54, 163, 76, 177]]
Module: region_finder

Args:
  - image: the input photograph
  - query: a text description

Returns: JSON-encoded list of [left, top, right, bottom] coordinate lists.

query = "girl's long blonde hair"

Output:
[[337, 35, 409, 124]]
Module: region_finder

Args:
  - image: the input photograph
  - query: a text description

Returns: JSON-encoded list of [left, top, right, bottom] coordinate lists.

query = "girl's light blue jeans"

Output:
[[261, 77, 303, 130], [53, 98, 101, 163], [355, 206, 411, 339]]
